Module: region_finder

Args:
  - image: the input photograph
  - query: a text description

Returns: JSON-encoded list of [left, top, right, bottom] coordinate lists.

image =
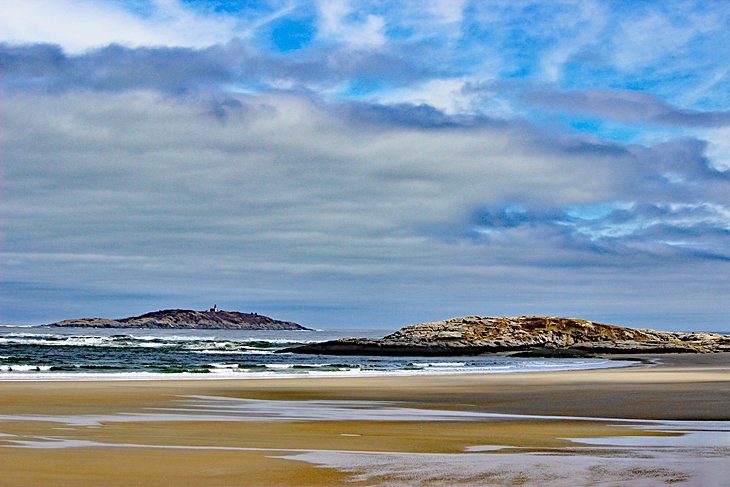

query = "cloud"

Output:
[[696, 126, 730, 172], [473, 202, 730, 261], [0, 0, 242, 53], [374, 78, 474, 115], [523, 88, 730, 128], [3, 90, 626, 240], [3, 90, 730, 327], [0, 39, 439, 95], [609, 10, 700, 71], [535, 0, 608, 82], [3, 1, 730, 329], [425, 0, 466, 25], [316, 0, 385, 47]]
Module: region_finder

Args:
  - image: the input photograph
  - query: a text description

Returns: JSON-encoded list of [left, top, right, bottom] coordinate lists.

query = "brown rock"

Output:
[[283, 316, 728, 356]]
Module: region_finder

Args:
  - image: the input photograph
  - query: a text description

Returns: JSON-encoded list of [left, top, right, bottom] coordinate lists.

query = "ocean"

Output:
[[0, 325, 628, 380]]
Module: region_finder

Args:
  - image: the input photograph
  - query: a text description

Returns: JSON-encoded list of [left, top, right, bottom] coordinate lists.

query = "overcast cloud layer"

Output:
[[2, 0, 729, 330]]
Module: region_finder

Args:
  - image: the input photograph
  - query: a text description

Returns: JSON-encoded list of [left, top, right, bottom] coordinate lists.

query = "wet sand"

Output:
[[1, 353, 729, 485]]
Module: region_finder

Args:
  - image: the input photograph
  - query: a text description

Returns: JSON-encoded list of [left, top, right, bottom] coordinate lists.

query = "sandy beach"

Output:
[[1, 353, 729, 486]]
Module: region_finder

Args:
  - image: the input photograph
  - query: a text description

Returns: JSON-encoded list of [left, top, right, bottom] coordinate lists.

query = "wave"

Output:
[[0, 358, 633, 381], [1, 327, 635, 381], [409, 362, 467, 368], [191, 350, 276, 355], [0, 334, 311, 352], [0, 365, 53, 372]]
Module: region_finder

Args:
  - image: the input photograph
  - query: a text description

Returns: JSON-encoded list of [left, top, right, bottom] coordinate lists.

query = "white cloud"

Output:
[[425, 0, 465, 24], [375, 78, 474, 115], [0, 0, 239, 52], [538, 0, 607, 81], [610, 8, 720, 71], [2, 90, 645, 323], [700, 126, 730, 171], [316, 0, 385, 47], [678, 67, 730, 107]]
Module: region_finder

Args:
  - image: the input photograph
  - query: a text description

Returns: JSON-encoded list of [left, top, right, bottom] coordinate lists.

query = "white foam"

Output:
[[208, 363, 239, 370], [0, 358, 634, 381], [191, 350, 275, 355], [1, 336, 115, 347], [0, 333, 313, 347], [411, 362, 466, 367], [0, 365, 52, 372]]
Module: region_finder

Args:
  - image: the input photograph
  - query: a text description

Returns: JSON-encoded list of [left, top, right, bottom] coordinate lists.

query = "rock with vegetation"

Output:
[[48, 308, 309, 330], [283, 316, 729, 356]]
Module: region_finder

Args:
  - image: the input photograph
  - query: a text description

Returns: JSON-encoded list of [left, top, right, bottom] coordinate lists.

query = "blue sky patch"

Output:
[[269, 16, 316, 52]]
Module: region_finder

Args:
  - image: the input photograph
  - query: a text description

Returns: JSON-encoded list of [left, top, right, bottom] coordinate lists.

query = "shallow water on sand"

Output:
[[2, 394, 728, 486]]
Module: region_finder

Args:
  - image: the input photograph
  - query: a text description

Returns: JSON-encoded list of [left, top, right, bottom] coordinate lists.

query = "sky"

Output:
[[1, 0, 730, 331]]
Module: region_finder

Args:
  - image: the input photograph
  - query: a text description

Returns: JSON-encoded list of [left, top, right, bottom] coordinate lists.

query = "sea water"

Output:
[[0, 325, 628, 380]]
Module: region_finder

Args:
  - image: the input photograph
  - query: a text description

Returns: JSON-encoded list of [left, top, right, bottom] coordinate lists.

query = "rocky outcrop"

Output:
[[48, 309, 310, 330], [283, 316, 730, 356]]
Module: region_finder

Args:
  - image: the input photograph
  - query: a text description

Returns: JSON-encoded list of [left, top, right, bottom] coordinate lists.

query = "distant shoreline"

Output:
[[45, 308, 310, 331]]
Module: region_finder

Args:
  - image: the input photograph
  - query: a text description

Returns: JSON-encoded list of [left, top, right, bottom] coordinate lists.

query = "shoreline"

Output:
[[0, 350, 713, 384], [1, 353, 728, 419], [0, 354, 636, 382]]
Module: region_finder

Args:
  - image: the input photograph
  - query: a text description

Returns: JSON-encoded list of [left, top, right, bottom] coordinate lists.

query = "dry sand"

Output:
[[1, 353, 729, 486]]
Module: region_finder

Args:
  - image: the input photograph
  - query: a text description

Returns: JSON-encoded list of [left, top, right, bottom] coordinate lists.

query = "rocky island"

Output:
[[283, 315, 729, 356], [48, 307, 310, 330]]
